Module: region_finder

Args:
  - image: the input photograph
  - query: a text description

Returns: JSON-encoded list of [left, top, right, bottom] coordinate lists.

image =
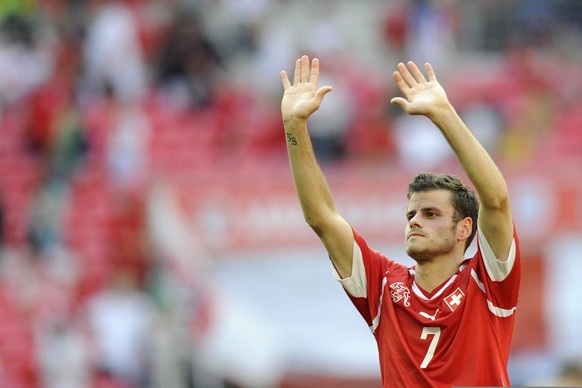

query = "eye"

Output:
[[426, 211, 437, 218]]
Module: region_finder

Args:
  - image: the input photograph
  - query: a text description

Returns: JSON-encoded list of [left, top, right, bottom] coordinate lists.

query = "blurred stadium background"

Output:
[[0, 0, 581, 387]]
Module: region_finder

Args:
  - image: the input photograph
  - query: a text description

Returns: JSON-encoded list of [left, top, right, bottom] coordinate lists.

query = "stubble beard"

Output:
[[406, 234, 457, 264]]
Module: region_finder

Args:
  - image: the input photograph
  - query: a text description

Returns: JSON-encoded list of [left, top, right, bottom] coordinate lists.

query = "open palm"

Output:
[[280, 55, 333, 123], [390, 61, 449, 117]]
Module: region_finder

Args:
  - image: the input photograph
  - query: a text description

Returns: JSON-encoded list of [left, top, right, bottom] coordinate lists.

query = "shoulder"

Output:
[[352, 229, 407, 273]]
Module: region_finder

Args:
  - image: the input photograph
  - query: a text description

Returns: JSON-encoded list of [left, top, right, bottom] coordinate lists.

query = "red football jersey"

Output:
[[334, 227, 520, 387]]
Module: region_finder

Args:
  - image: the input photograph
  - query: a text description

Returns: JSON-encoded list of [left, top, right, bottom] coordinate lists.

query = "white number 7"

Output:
[[420, 327, 441, 368]]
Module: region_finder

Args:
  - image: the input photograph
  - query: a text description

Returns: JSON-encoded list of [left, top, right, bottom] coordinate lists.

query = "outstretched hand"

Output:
[[281, 55, 333, 124], [390, 61, 450, 118]]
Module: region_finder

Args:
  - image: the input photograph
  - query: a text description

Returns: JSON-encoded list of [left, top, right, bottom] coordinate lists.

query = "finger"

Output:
[[309, 58, 320, 85], [397, 62, 417, 88], [424, 63, 437, 82], [301, 55, 310, 83], [392, 71, 410, 95], [293, 58, 301, 85], [281, 71, 291, 90], [407, 61, 427, 83]]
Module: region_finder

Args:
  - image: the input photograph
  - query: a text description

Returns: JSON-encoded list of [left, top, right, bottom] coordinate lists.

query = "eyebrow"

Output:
[[406, 206, 442, 219]]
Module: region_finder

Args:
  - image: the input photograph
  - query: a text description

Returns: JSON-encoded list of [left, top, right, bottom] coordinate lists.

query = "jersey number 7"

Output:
[[420, 327, 441, 368]]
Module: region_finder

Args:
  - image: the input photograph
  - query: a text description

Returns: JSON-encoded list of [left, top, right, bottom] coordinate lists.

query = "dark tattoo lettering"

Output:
[[286, 132, 298, 146]]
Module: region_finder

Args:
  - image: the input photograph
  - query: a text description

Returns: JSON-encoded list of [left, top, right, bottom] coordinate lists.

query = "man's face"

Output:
[[405, 189, 460, 263]]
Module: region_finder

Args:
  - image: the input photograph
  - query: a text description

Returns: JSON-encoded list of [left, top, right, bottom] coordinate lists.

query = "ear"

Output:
[[456, 217, 473, 243]]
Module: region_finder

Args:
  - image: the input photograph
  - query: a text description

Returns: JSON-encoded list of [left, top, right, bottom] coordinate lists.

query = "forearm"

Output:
[[284, 119, 337, 231], [430, 104, 509, 209]]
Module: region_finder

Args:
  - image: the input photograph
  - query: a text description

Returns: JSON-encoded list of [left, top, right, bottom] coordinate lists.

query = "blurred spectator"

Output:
[[460, 102, 505, 157], [0, 14, 55, 107], [84, 267, 157, 387], [404, 0, 459, 71], [36, 244, 89, 388], [250, 10, 296, 98], [83, 0, 147, 103], [27, 176, 70, 254], [500, 46, 556, 163], [81, 85, 151, 190], [109, 190, 151, 289], [382, 0, 411, 56], [105, 101, 151, 190], [392, 112, 452, 170], [154, 8, 223, 110], [38, 318, 90, 388], [302, 5, 355, 160], [346, 80, 397, 162], [544, 236, 582, 369], [206, 0, 274, 60], [305, 57, 355, 162], [23, 35, 88, 179], [510, 0, 557, 48]]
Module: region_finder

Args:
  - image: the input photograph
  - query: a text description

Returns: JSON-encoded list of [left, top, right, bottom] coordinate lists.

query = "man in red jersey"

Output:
[[280, 55, 520, 387]]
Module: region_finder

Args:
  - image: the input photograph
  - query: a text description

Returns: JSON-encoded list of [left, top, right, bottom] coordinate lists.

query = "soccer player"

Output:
[[280, 55, 520, 387]]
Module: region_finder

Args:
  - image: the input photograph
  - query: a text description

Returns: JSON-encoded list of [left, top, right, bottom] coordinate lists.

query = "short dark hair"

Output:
[[407, 172, 479, 251]]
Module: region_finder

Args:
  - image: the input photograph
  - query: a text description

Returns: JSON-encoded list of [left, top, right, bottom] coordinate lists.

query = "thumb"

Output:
[[315, 86, 333, 103], [390, 97, 408, 109]]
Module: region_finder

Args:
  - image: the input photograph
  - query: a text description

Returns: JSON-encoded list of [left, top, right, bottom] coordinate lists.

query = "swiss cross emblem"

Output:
[[444, 287, 465, 312]]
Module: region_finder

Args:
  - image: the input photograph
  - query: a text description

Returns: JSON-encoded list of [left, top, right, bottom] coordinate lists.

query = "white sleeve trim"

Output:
[[478, 226, 516, 282], [332, 240, 368, 298], [470, 269, 517, 318]]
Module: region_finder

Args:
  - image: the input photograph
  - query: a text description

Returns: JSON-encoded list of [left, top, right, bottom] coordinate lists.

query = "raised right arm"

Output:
[[281, 55, 354, 278]]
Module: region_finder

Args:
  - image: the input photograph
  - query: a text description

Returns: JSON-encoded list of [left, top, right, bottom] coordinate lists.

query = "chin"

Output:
[[408, 254, 432, 264], [406, 246, 430, 263], [407, 241, 457, 263]]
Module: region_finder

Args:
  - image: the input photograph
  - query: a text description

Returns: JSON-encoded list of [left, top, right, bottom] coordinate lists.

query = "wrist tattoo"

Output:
[[286, 132, 298, 146]]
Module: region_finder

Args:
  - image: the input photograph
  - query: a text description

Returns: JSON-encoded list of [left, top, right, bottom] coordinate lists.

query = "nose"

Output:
[[408, 213, 422, 228]]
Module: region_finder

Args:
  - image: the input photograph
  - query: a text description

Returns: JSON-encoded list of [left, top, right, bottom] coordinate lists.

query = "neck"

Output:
[[414, 255, 464, 293]]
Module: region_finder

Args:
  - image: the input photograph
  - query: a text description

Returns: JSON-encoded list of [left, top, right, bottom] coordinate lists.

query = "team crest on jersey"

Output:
[[444, 287, 465, 312], [390, 282, 411, 307]]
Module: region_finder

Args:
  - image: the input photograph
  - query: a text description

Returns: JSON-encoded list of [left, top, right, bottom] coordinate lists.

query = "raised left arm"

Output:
[[391, 61, 513, 261]]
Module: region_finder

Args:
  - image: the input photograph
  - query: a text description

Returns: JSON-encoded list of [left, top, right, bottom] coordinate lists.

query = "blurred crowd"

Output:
[[0, 0, 582, 387]]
